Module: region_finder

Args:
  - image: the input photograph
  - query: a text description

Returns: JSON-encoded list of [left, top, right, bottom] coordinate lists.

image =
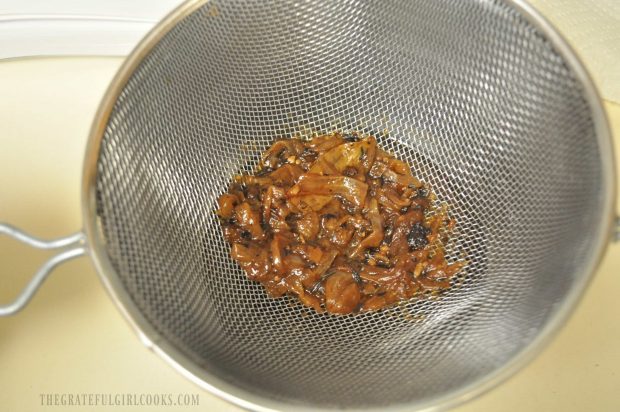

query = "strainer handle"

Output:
[[616, 217, 620, 243], [0, 223, 86, 316]]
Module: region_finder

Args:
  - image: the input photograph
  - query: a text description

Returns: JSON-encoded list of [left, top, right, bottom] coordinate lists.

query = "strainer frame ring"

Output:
[[81, 0, 616, 411]]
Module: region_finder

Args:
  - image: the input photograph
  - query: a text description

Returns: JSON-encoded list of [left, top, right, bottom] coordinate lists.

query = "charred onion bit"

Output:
[[407, 222, 430, 251], [217, 132, 463, 314]]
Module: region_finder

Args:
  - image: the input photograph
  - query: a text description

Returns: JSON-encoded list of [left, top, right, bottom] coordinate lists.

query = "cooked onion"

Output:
[[217, 131, 464, 314]]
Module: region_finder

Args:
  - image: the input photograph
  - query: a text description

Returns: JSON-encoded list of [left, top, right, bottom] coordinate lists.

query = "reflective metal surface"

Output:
[[82, 0, 615, 410], [0, 224, 86, 316]]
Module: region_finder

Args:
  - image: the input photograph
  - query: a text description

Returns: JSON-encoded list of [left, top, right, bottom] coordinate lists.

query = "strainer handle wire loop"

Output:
[[0, 223, 87, 316]]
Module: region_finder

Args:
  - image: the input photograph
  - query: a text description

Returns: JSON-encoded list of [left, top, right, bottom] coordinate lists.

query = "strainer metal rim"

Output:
[[81, 0, 616, 411]]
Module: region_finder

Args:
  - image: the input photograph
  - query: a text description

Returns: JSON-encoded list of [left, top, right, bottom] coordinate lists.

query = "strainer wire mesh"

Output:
[[94, 0, 602, 408]]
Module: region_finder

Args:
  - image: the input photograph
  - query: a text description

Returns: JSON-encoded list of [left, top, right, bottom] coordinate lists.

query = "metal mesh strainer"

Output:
[[1, 0, 616, 411]]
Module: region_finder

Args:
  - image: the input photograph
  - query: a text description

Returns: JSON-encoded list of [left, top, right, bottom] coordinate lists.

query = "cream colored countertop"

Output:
[[1, 57, 619, 412]]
